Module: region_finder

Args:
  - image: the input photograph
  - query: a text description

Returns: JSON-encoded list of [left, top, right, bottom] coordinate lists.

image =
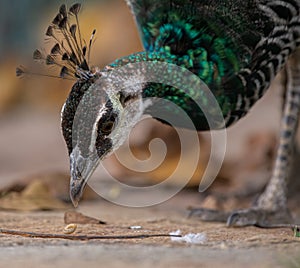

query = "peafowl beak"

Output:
[[70, 172, 86, 208], [69, 149, 100, 207]]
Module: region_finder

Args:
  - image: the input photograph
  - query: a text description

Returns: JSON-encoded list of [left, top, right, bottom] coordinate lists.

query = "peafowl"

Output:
[[17, 0, 300, 227]]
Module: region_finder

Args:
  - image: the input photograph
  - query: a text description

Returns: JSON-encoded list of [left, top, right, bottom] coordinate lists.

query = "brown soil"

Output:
[[0, 190, 299, 268]]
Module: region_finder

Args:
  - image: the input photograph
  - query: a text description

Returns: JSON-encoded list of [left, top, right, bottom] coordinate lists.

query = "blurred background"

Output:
[[0, 0, 141, 179], [0, 0, 296, 211]]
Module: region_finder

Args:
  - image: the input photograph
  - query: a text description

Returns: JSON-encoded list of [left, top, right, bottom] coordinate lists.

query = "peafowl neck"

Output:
[[107, 49, 228, 131]]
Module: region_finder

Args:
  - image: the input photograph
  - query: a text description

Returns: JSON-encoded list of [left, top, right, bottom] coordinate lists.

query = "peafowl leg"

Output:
[[191, 50, 300, 227]]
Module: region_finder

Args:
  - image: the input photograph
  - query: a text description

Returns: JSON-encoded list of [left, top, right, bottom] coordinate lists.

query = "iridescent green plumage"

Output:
[[114, 0, 298, 129]]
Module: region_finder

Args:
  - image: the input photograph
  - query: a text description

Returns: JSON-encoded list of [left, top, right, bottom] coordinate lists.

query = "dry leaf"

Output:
[[0, 172, 99, 203], [64, 211, 106, 225], [0, 180, 69, 211]]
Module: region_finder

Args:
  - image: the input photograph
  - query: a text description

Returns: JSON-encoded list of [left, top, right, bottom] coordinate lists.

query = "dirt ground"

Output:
[[0, 189, 300, 268]]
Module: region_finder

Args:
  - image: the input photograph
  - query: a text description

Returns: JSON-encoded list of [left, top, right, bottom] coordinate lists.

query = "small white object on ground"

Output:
[[169, 230, 206, 244], [63, 224, 77, 234], [129, 226, 142, 230]]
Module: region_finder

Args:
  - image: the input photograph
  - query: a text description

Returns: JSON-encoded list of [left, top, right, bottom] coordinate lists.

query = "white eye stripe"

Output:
[[89, 105, 108, 152], [60, 102, 66, 122]]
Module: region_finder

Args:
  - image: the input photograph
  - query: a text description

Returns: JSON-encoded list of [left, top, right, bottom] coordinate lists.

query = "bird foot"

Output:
[[189, 207, 293, 227], [189, 208, 231, 222]]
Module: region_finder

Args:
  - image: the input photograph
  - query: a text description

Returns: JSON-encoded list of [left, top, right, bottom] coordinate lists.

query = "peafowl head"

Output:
[[17, 3, 146, 206], [61, 74, 145, 206]]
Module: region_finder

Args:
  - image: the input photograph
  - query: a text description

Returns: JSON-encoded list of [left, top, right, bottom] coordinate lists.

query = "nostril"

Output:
[[76, 155, 85, 174], [76, 167, 82, 178]]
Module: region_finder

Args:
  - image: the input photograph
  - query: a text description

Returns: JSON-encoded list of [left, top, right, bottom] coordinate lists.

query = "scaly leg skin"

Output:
[[191, 49, 300, 227]]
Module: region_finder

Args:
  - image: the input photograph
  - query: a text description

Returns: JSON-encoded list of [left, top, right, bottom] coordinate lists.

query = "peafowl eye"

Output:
[[17, 1, 300, 227]]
